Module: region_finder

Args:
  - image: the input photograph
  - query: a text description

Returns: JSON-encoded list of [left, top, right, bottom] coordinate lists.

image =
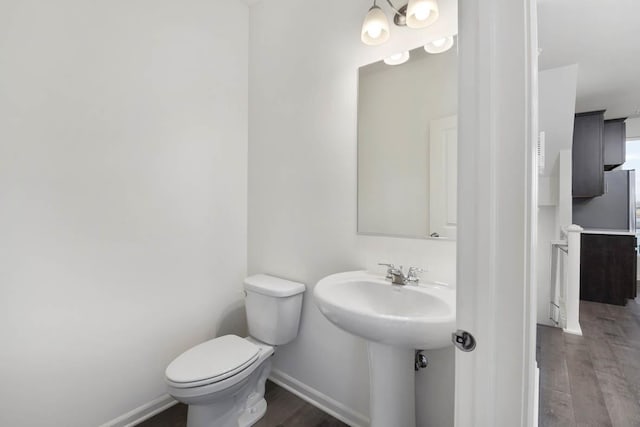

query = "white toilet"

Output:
[[165, 274, 305, 427]]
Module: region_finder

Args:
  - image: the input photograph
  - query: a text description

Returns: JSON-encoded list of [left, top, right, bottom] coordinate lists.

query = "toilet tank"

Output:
[[244, 274, 306, 345]]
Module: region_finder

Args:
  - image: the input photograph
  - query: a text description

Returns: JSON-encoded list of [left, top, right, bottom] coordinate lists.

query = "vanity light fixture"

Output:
[[383, 51, 410, 65], [361, 0, 440, 46], [424, 35, 454, 54]]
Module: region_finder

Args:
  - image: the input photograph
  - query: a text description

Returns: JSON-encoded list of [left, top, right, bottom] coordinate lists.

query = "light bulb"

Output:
[[424, 35, 455, 54], [367, 24, 383, 39], [413, 5, 431, 21], [384, 51, 410, 65], [406, 0, 439, 29], [432, 37, 447, 47]]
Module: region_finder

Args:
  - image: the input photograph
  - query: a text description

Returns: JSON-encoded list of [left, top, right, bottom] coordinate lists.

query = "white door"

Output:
[[454, 0, 538, 426], [430, 115, 458, 239]]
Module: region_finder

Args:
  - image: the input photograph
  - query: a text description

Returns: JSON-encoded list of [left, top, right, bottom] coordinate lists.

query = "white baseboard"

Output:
[[563, 325, 583, 336], [100, 394, 177, 427], [100, 371, 367, 427], [269, 368, 369, 427], [533, 364, 540, 427]]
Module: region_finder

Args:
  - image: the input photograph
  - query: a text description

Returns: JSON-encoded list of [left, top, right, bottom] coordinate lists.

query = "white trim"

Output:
[[563, 326, 583, 336], [99, 371, 368, 427], [455, 0, 536, 425], [99, 394, 177, 427], [269, 369, 369, 427], [524, 1, 539, 425], [533, 365, 540, 427], [564, 225, 583, 336]]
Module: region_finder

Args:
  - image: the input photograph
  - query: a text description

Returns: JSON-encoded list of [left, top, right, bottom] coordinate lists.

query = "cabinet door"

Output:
[[604, 118, 627, 171], [572, 110, 605, 197], [580, 233, 636, 306]]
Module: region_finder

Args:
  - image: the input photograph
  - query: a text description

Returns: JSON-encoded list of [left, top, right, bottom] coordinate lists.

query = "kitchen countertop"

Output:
[[581, 228, 636, 236]]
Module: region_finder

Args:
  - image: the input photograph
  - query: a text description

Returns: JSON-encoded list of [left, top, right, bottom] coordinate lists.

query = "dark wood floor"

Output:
[[538, 297, 640, 427], [138, 380, 347, 427]]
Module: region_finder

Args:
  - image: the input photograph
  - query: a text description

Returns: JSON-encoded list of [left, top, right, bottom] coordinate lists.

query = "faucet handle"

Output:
[[378, 263, 395, 279], [407, 266, 427, 282]]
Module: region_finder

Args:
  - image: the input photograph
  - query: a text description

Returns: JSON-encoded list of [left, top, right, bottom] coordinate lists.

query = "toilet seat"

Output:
[[166, 335, 260, 388]]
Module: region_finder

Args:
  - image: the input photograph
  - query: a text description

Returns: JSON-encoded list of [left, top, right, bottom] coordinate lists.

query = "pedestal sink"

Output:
[[314, 271, 456, 427]]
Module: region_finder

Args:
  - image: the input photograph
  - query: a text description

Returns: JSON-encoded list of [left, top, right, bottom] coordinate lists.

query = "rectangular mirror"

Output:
[[357, 43, 458, 239]]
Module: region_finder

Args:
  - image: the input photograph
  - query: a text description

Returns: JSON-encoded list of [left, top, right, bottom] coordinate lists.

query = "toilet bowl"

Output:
[[165, 274, 305, 427]]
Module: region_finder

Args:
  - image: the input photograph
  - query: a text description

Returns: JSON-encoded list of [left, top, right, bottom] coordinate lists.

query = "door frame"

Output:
[[455, 0, 538, 425]]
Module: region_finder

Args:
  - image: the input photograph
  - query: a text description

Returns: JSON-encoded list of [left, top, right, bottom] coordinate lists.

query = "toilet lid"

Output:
[[165, 335, 260, 385]]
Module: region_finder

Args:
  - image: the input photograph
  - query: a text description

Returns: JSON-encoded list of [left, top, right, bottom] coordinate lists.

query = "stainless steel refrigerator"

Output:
[[573, 169, 636, 232]]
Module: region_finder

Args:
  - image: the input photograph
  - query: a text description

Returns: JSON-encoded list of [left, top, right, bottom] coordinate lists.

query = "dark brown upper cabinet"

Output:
[[604, 118, 627, 171], [572, 110, 605, 198]]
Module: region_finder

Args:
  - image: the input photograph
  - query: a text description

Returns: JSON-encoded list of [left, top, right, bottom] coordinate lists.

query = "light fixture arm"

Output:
[[384, 0, 403, 16], [368, 0, 408, 26], [383, 0, 408, 26]]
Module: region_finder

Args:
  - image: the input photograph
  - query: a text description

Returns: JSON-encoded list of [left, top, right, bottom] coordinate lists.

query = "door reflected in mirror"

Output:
[[357, 43, 458, 239]]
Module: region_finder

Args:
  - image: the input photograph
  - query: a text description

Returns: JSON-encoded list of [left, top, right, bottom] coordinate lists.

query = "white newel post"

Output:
[[564, 224, 583, 335]]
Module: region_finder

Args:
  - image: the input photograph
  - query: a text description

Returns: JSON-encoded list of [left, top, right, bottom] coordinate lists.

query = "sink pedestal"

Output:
[[314, 271, 456, 427], [367, 342, 415, 427]]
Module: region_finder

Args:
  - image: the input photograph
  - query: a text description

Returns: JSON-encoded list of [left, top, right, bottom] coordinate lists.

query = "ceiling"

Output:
[[537, 0, 640, 119]]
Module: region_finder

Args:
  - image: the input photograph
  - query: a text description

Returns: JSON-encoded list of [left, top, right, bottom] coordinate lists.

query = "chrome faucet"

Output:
[[378, 263, 425, 285]]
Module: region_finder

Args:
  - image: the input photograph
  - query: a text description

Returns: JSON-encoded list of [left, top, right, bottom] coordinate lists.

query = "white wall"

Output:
[[536, 65, 577, 325], [0, 1, 248, 426], [537, 65, 578, 205], [248, 0, 457, 425]]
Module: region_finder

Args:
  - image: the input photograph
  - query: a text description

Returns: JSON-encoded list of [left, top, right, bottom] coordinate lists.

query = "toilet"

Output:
[[165, 274, 305, 427]]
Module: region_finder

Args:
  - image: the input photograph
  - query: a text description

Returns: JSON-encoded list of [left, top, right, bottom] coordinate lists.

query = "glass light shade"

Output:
[[361, 5, 390, 46], [406, 0, 439, 29], [424, 35, 454, 54], [383, 51, 410, 65]]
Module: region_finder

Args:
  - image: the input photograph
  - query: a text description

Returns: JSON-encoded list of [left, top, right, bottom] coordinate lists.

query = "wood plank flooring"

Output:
[[137, 380, 347, 427], [538, 297, 640, 427]]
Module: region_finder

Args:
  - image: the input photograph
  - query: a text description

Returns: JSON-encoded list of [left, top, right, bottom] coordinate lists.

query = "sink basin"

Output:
[[314, 271, 456, 427], [314, 270, 455, 349]]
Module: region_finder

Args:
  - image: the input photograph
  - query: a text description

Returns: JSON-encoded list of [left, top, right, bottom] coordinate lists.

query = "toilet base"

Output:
[[182, 355, 272, 427], [238, 397, 267, 427]]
